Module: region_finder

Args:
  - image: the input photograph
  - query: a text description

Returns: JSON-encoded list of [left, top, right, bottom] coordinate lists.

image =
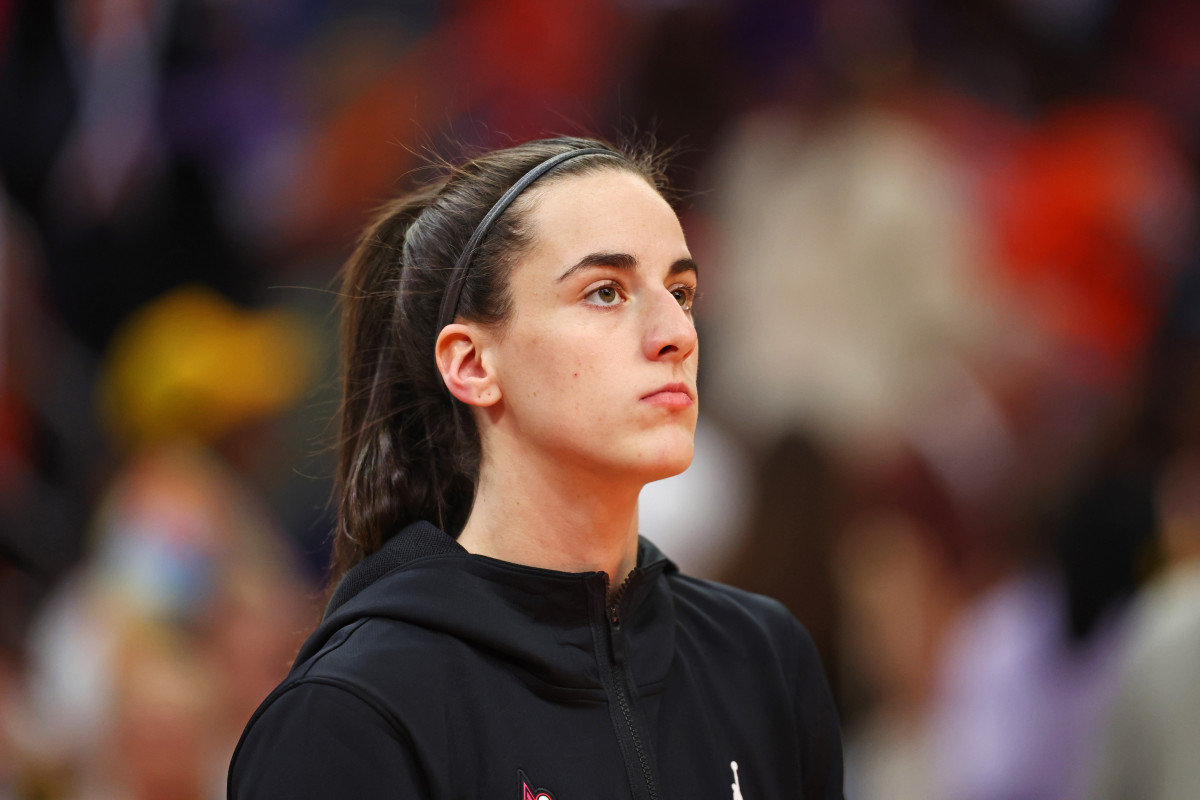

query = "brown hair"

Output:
[[331, 137, 665, 587]]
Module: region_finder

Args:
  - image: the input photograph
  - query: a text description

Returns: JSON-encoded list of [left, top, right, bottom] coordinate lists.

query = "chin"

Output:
[[568, 426, 696, 485], [635, 435, 695, 483]]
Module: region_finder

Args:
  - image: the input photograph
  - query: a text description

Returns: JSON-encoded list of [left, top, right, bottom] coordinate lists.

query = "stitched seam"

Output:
[[295, 617, 368, 678], [281, 676, 416, 747], [227, 671, 422, 797]]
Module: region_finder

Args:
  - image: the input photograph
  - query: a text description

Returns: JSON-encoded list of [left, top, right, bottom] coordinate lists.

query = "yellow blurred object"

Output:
[[98, 285, 318, 449]]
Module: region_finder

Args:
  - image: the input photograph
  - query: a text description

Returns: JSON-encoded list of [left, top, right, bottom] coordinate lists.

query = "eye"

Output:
[[584, 282, 624, 307], [670, 284, 696, 312]]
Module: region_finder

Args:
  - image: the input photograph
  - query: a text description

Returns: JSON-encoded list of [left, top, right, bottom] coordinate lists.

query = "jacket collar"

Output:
[[324, 520, 466, 616], [302, 521, 678, 691]]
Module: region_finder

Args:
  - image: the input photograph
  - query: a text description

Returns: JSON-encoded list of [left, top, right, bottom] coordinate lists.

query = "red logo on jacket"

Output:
[[518, 769, 556, 800]]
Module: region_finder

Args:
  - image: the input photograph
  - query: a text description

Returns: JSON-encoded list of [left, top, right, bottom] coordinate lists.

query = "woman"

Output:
[[228, 137, 844, 799]]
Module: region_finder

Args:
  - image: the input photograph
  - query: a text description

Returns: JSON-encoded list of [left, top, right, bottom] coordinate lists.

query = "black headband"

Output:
[[435, 147, 618, 333]]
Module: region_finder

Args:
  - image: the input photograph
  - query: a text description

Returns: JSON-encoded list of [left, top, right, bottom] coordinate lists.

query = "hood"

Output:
[[295, 521, 679, 691]]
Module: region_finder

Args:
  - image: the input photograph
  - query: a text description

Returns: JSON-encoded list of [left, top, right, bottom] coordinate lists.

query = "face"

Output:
[[482, 169, 699, 486]]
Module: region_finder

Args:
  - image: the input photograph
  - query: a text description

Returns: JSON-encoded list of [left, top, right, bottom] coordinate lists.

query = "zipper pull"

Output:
[[608, 606, 627, 666]]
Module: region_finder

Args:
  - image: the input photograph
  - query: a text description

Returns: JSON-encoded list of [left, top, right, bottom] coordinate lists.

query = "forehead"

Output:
[[516, 169, 686, 264]]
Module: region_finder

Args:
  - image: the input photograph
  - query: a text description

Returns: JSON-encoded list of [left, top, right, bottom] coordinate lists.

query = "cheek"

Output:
[[547, 346, 613, 408], [504, 329, 620, 414]]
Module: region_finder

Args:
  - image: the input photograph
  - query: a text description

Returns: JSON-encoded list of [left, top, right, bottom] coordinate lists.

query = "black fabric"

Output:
[[230, 681, 428, 798], [324, 519, 467, 615], [230, 521, 845, 799]]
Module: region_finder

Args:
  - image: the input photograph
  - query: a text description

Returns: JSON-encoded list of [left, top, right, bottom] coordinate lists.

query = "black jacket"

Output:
[[228, 521, 844, 799]]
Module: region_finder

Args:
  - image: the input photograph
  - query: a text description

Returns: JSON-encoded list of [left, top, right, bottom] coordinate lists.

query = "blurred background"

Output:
[[2, 0, 1199, 797]]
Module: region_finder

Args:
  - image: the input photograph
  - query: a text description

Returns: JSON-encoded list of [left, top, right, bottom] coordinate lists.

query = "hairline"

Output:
[[465, 158, 664, 339]]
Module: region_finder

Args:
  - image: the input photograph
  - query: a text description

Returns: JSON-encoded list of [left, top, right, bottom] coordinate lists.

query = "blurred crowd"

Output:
[[2, 0, 1199, 798]]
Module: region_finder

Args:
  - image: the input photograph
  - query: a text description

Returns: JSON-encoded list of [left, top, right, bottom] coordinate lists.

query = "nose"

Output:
[[642, 287, 698, 363]]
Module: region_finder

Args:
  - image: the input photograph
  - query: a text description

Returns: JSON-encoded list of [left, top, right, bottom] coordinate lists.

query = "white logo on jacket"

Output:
[[731, 761, 745, 800]]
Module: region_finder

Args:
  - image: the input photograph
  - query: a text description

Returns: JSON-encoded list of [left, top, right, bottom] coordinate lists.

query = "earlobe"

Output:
[[434, 323, 501, 407]]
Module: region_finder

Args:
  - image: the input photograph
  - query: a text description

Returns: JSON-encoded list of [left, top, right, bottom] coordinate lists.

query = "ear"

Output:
[[434, 323, 501, 407]]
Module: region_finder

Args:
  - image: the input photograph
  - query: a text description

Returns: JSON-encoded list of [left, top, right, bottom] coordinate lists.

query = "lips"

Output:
[[641, 382, 695, 409]]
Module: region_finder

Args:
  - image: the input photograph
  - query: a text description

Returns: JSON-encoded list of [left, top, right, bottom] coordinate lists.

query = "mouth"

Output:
[[641, 382, 695, 409]]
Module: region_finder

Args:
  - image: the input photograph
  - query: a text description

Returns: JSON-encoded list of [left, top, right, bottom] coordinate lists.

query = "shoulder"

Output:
[[664, 572, 826, 684], [290, 609, 472, 705], [667, 572, 814, 645], [667, 571, 790, 617], [230, 614, 463, 796], [228, 677, 428, 799]]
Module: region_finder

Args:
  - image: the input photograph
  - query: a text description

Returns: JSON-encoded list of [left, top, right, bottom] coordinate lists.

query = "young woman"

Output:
[[228, 137, 844, 799]]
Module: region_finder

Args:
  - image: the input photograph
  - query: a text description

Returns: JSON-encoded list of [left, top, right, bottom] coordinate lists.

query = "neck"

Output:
[[456, 448, 642, 589]]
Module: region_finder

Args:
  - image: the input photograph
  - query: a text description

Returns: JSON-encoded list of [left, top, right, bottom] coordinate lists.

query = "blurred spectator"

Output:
[[836, 507, 963, 800], [18, 287, 319, 798], [703, 100, 1008, 458], [1079, 266, 1200, 799], [717, 433, 845, 687], [927, 565, 1129, 800], [981, 102, 1191, 391], [102, 623, 216, 800], [0, 0, 254, 354], [1081, 451, 1200, 800]]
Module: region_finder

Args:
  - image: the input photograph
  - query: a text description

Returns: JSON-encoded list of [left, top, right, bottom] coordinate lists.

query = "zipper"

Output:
[[605, 573, 660, 800]]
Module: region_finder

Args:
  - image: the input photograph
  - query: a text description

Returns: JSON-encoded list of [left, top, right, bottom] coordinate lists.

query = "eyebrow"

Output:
[[555, 252, 699, 282]]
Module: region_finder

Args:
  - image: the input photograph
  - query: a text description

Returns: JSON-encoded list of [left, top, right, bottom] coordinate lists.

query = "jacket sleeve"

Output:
[[788, 617, 845, 800], [228, 679, 428, 799]]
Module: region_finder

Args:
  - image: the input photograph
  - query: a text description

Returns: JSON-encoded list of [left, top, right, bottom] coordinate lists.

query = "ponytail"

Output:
[[332, 184, 464, 584]]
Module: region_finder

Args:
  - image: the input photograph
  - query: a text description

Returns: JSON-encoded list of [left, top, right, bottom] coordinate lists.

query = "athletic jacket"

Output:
[[228, 520, 844, 799]]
